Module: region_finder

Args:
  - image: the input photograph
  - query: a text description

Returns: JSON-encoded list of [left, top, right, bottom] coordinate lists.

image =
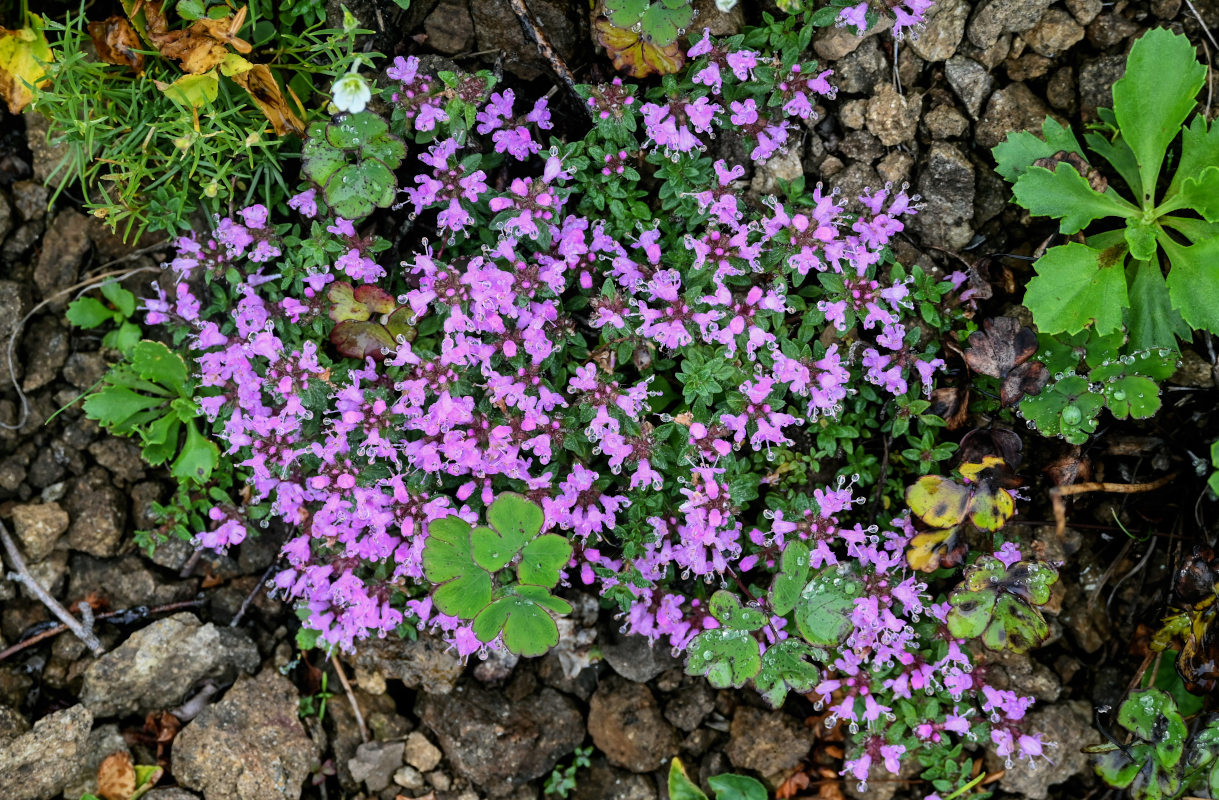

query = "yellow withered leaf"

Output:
[[905, 475, 971, 529], [593, 17, 684, 79], [906, 527, 966, 573], [0, 16, 52, 114], [231, 64, 305, 137]]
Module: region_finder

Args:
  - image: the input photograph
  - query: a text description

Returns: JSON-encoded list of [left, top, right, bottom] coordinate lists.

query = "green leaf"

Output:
[[517, 534, 572, 587], [160, 71, 219, 108], [131, 341, 189, 396], [104, 322, 142, 354], [1123, 218, 1157, 261], [709, 590, 766, 632], [754, 639, 820, 708], [170, 420, 218, 483], [605, 0, 648, 28], [327, 111, 390, 149], [1118, 690, 1186, 767], [708, 774, 768, 800], [1102, 374, 1161, 419], [1084, 130, 1143, 201], [668, 759, 709, 800], [1166, 114, 1219, 200], [66, 297, 115, 329], [684, 628, 762, 689], [769, 540, 810, 616], [1024, 243, 1130, 335], [993, 117, 1086, 182], [323, 160, 397, 221], [472, 588, 566, 657], [177, 0, 206, 19], [1112, 28, 1206, 207], [946, 589, 995, 639], [100, 282, 136, 318], [1177, 165, 1219, 222], [1160, 233, 1219, 334], [423, 516, 494, 618], [794, 567, 862, 646], [1126, 259, 1190, 352], [487, 492, 544, 544], [83, 385, 164, 427], [1011, 165, 1134, 234], [984, 595, 1049, 653], [302, 136, 347, 188], [141, 414, 181, 466]]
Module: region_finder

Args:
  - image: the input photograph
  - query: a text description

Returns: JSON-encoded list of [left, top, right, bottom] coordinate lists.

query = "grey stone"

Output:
[[19, 549, 68, 599], [0, 704, 92, 800], [1079, 55, 1126, 120], [750, 146, 804, 197], [174, 670, 320, 800], [144, 791, 201, 800], [404, 731, 444, 772], [839, 99, 868, 130], [62, 723, 130, 800], [600, 631, 680, 684], [64, 467, 126, 557], [1046, 67, 1077, 112], [989, 701, 1093, 798], [394, 765, 426, 790], [663, 681, 715, 732], [69, 553, 190, 609], [834, 37, 887, 95], [1065, 0, 1102, 25], [910, 143, 976, 249], [866, 84, 922, 146], [691, 0, 744, 36], [470, 0, 579, 80], [33, 209, 91, 304], [9, 502, 69, 562], [877, 150, 914, 184], [1172, 349, 1217, 388], [909, 0, 970, 61], [423, 0, 473, 55], [349, 740, 405, 793], [0, 189, 10, 243], [588, 676, 678, 773], [572, 761, 657, 800], [1087, 11, 1140, 49], [418, 685, 584, 795], [812, 16, 892, 61], [1, 219, 41, 262], [968, 0, 1056, 49], [63, 352, 108, 390], [353, 632, 463, 694], [0, 281, 27, 387], [11, 180, 47, 223], [923, 104, 969, 138], [131, 481, 165, 530], [21, 315, 69, 392], [839, 130, 885, 163], [81, 612, 259, 717], [25, 112, 71, 189], [975, 83, 1053, 149], [1025, 9, 1085, 58], [945, 56, 994, 119], [826, 162, 883, 212], [0, 703, 30, 739], [88, 438, 147, 484], [330, 685, 409, 789], [726, 706, 813, 784]]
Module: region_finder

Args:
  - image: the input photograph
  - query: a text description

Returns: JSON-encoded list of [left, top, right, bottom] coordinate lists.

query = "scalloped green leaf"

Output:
[[472, 588, 567, 657], [131, 340, 189, 396], [1103, 374, 1161, 419], [66, 297, 115, 329], [327, 111, 391, 149], [1118, 689, 1186, 749], [517, 533, 572, 587], [1127, 259, 1191, 353], [769, 541, 810, 617], [423, 516, 494, 618], [794, 567, 862, 647], [1166, 115, 1219, 200], [984, 595, 1049, 653], [323, 160, 397, 221], [1011, 164, 1134, 234], [1025, 243, 1130, 335], [639, 2, 693, 46], [754, 639, 820, 708], [486, 492, 543, 546], [170, 420, 219, 484], [946, 589, 995, 639], [302, 134, 346, 187], [684, 628, 762, 689], [1160, 233, 1219, 335], [1019, 375, 1105, 444], [709, 590, 767, 632], [1178, 165, 1219, 222], [1124, 218, 1157, 261], [905, 475, 970, 529], [993, 117, 1085, 182]]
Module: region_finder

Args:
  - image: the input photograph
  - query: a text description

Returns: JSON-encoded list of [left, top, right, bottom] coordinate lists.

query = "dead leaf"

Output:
[[1045, 446, 1091, 487], [98, 751, 137, 800], [958, 427, 1023, 470], [89, 16, 145, 73], [928, 387, 969, 430], [230, 64, 305, 136], [139, 1, 251, 75], [0, 17, 52, 114], [963, 316, 1048, 406], [1033, 150, 1108, 193], [593, 16, 684, 78], [775, 769, 811, 799], [141, 710, 181, 763]]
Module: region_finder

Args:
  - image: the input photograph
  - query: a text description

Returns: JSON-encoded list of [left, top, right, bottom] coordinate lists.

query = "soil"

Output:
[[1, 1, 1218, 800]]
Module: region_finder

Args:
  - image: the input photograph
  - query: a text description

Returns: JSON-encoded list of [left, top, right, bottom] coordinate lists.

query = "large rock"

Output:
[[0, 281, 27, 387], [967, 0, 1057, 49], [417, 685, 584, 796], [9, 502, 69, 562], [64, 467, 127, 558], [945, 56, 994, 119], [909, 0, 969, 62], [1078, 55, 1126, 120], [80, 613, 259, 717], [174, 670, 319, 800], [910, 143, 976, 250], [834, 37, 888, 95], [588, 676, 679, 773], [726, 706, 813, 785], [974, 83, 1053, 149], [0, 704, 92, 800], [1025, 9, 1085, 58], [351, 632, 464, 694], [32, 208, 90, 304], [990, 701, 1093, 798]]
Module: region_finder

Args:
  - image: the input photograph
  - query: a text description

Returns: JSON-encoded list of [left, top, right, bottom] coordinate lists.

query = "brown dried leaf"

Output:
[[141, 1, 251, 75], [98, 751, 136, 800], [1044, 446, 1091, 487], [1033, 150, 1108, 193], [230, 64, 305, 136], [928, 386, 969, 430], [958, 427, 1024, 470], [593, 16, 684, 78], [89, 16, 145, 72], [963, 316, 1048, 406], [775, 769, 811, 799]]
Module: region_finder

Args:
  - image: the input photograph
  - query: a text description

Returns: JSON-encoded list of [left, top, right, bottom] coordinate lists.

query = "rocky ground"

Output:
[[1, 0, 1217, 799]]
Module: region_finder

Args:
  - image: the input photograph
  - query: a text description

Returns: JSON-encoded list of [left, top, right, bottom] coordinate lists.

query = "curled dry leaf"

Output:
[[957, 427, 1023, 469], [88, 16, 145, 72], [139, 0, 251, 75], [230, 63, 305, 136], [928, 386, 968, 430], [1032, 150, 1108, 194], [97, 751, 136, 800], [0, 18, 52, 114], [1044, 446, 1091, 487], [963, 316, 1049, 406]]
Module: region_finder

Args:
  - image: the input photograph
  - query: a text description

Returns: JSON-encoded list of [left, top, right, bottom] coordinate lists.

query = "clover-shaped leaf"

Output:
[[794, 567, 863, 647], [1087, 689, 1191, 799], [422, 515, 493, 618], [1019, 375, 1105, 444], [754, 639, 821, 708], [328, 281, 396, 322], [906, 526, 967, 573], [769, 541, 810, 617], [517, 534, 572, 587], [684, 628, 763, 689], [471, 585, 572, 657], [303, 111, 405, 221], [947, 557, 1058, 653], [905, 457, 1016, 533], [709, 590, 767, 632], [327, 282, 417, 360]]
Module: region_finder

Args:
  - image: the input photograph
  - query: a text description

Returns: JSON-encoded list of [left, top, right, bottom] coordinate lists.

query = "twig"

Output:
[[331, 656, 369, 744], [230, 562, 279, 627], [1185, 0, 1219, 51], [1049, 473, 1178, 540], [2, 255, 164, 432], [0, 599, 204, 662], [505, 0, 588, 115], [0, 518, 104, 655]]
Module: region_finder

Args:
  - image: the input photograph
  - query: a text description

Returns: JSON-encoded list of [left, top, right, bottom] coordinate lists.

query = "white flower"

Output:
[[331, 71, 372, 114], [715, 0, 738, 10]]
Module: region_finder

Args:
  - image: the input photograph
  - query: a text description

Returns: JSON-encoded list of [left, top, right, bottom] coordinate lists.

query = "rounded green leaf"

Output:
[[329, 320, 396, 360], [946, 589, 996, 640], [769, 540, 810, 617], [1092, 746, 1145, 789], [170, 420, 219, 484], [708, 773, 768, 800], [709, 590, 766, 632], [667, 758, 709, 800], [794, 567, 862, 646], [517, 533, 572, 587], [472, 592, 562, 657], [684, 628, 762, 689], [1019, 375, 1104, 444], [1025, 243, 1130, 336], [302, 136, 346, 187], [1003, 560, 1059, 605], [905, 475, 970, 528], [605, 0, 648, 28], [326, 110, 391, 149], [984, 595, 1049, 653], [488, 491, 544, 545], [423, 516, 494, 618], [66, 297, 115, 329], [754, 639, 820, 708], [323, 160, 397, 221], [960, 555, 1007, 591], [1118, 690, 1187, 768]]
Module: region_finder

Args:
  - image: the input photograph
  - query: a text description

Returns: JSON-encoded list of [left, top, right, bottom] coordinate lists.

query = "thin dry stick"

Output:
[[2, 254, 164, 432], [229, 562, 279, 627], [0, 518, 104, 655], [0, 599, 204, 662], [331, 656, 369, 744], [1050, 473, 1178, 540], [506, 0, 589, 115]]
